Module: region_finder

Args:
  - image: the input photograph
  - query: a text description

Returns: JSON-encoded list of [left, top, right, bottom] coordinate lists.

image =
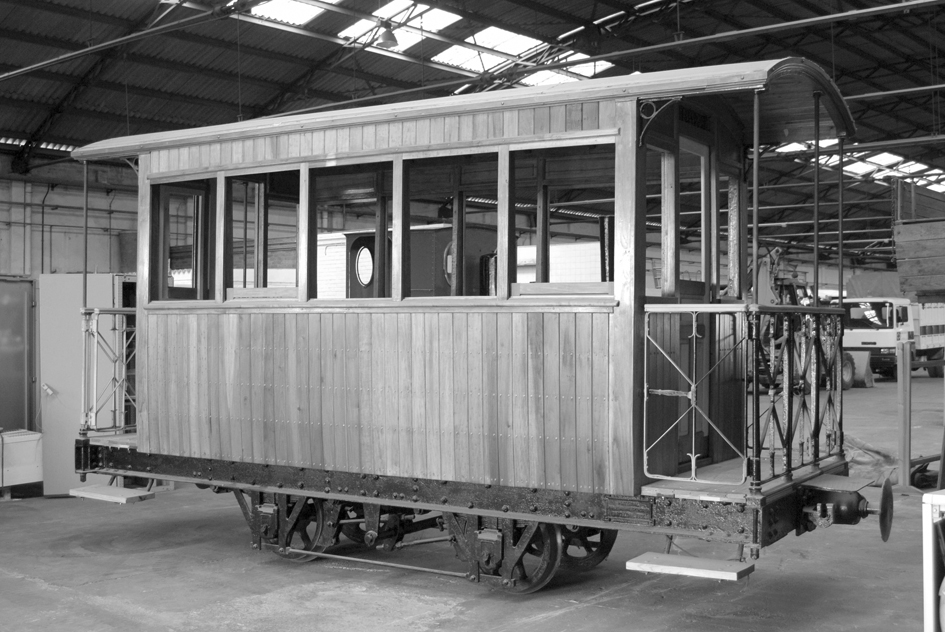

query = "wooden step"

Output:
[[626, 552, 754, 581], [69, 485, 155, 504]]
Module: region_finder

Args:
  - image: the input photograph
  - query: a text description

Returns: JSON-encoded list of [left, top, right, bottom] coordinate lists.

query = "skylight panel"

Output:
[[867, 152, 901, 166], [251, 0, 335, 26], [898, 162, 926, 174], [470, 26, 541, 56], [433, 45, 505, 73], [523, 70, 578, 86], [338, 2, 461, 52], [566, 53, 613, 77], [843, 161, 877, 175], [433, 26, 541, 73]]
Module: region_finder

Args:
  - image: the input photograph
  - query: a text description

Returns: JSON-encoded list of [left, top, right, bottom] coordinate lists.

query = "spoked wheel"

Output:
[[275, 497, 329, 562], [500, 523, 563, 595], [560, 526, 618, 570]]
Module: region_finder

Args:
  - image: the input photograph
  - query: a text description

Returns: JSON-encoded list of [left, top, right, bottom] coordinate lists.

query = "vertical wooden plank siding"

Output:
[[542, 313, 561, 489], [510, 313, 529, 487], [397, 313, 413, 477], [148, 308, 612, 489], [384, 313, 400, 476], [370, 313, 386, 474], [320, 314, 334, 468], [481, 313, 499, 484], [559, 313, 578, 492], [423, 313, 440, 480], [410, 314, 427, 478], [358, 313, 373, 474], [526, 312, 544, 488], [592, 313, 610, 493], [575, 313, 594, 493], [284, 314, 301, 466], [307, 313, 323, 468], [438, 313, 455, 480], [345, 314, 362, 472], [452, 312, 469, 482], [171, 314, 184, 456], [263, 315, 277, 465], [273, 314, 288, 466], [196, 314, 210, 458], [208, 316, 223, 460], [467, 314, 484, 482], [496, 313, 513, 486], [331, 313, 346, 470]]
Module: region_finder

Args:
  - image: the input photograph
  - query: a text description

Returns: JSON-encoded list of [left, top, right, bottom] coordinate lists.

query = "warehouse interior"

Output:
[[2, 1, 945, 630]]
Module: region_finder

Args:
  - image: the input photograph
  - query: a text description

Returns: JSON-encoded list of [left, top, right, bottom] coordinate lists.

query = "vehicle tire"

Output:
[[841, 352, 855, 390], [929, 350, 944, 378]]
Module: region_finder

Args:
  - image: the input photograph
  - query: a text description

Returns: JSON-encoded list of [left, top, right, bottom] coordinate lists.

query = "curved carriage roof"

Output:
[[73, 57, 854, 161]]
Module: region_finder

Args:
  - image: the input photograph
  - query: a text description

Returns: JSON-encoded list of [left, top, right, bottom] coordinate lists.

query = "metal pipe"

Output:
[[0, 9, 221, 84], [752, 90, 760, 303], [838, 137, 845, 300], [813, 91, 821, 307], [82, 161, 88, 309], [763, 133, 945, 157], [846, 82, 945, 101], [898, 340, 913, 487], [751, 90, 762, 492], [280, 547, 468, 577]]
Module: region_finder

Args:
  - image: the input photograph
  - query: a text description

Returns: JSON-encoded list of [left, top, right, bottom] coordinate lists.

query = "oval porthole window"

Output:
[[356, 246, 374, 287]]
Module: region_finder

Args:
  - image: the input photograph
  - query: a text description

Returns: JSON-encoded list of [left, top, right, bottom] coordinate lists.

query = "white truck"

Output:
[[842, 297, 945, 379]]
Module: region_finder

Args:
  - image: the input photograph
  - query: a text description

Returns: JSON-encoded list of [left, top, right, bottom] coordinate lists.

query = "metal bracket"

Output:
[[639, 97, 681, 146]]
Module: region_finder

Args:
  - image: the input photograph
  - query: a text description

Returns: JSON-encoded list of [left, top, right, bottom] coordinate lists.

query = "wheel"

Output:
[[501, 523, 563, 594], [560, 527, 618, 570], [841, 352, 855, 390], [275, 497, 329, 562], [929, 350, 944, 378]]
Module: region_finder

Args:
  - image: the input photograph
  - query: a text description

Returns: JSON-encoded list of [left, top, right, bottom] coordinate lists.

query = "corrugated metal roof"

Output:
[[2, 0, 945, 264]]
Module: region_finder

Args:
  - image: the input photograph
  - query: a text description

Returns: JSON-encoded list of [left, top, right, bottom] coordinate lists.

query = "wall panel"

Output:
[[143, 308, 613, 492]]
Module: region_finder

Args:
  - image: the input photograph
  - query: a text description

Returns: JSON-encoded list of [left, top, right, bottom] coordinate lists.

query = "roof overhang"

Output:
[[72, 57, 854, 161]]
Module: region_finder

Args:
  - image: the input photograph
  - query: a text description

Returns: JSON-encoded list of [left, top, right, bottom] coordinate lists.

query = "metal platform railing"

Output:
[[80, 308, 136, 434], [643, 303, 844, 488]]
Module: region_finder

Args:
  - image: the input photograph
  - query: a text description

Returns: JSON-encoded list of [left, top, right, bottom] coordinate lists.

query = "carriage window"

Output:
[[405, 155, 499, 297], [226, 169, 299, 295], [150, 179, 215, 301], [511, 144, 614, 292], [310, 163, 392, 299]]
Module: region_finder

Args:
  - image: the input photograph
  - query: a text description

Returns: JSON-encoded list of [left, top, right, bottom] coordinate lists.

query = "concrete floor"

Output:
[[2, 374, 942, 632]]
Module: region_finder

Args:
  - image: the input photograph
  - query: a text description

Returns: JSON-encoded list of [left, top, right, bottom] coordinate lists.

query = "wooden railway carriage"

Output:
[[73, 58, 890, 592]]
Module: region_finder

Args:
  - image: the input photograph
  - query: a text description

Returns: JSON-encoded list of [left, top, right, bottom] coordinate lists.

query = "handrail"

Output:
[[642, 302, 844, 489], [80, 307, 137, 434]]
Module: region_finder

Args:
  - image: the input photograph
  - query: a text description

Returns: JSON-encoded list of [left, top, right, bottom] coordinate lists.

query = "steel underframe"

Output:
[[76, 438, 853, 557]]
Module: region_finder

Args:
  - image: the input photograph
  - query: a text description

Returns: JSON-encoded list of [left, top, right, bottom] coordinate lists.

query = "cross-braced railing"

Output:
[[643, 303, 844, 489], [80, 308, 137, 433], [749, 305, 844, 489]]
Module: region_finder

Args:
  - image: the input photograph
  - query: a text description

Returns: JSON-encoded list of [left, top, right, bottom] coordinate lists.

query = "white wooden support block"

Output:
[[69, 485, 155, 504], [626, 552, 754, 581]]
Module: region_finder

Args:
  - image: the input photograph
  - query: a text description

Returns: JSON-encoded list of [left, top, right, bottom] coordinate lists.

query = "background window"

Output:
[[310, 163, 392, 299], [512, 145, 615, 286], [406, 155, 499, 297], [150, 180, 214, 301], [227, 170, 300, 292]]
